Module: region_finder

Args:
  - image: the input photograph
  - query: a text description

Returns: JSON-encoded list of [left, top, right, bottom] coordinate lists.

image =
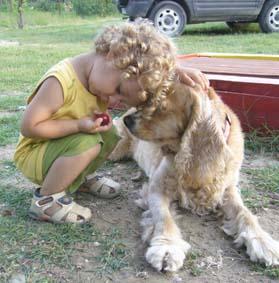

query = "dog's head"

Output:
[[123, 83, 213, 152], [123, 83, 237, 191]]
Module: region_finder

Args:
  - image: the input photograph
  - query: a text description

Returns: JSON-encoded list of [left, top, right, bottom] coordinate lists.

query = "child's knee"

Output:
[[64, 133, 102, 152], [82, 143, 102, 159]]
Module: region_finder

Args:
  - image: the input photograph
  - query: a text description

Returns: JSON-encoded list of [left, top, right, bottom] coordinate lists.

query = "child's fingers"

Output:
[[96, 122, 113, 132], [97, 125, 111, 132], [181, 73, 196, 87], [200, 73, 210, 90], [90, 118, 113, 133], [93, 118, 103, 128]]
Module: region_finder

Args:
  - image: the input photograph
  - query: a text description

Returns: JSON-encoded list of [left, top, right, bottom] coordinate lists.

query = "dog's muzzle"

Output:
[[123, 115, 135, 131]]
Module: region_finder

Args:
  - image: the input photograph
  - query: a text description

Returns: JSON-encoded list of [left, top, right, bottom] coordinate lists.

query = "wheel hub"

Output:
[[268, 5, 279, 30], [155, 8, 180, 35], [164, 15, 173, 26]]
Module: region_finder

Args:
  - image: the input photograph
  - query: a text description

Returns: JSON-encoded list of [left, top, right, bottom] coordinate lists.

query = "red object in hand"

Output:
[[94, 113, 110, 126]]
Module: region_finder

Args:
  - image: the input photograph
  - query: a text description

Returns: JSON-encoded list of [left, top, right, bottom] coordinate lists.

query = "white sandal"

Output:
[[80, 175, 121, 199], [29, 188, 92, 224]]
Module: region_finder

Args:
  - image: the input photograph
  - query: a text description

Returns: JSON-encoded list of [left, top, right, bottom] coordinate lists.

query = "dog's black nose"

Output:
[[124, 115, 135, 130]]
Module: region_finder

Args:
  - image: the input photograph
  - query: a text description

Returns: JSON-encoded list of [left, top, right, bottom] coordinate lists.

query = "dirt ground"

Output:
[[1, 144, 279, 283], [70, 151, 278, 283]]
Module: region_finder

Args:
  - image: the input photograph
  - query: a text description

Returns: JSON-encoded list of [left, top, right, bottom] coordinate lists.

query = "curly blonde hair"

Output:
[[94, 21, 178, 115]]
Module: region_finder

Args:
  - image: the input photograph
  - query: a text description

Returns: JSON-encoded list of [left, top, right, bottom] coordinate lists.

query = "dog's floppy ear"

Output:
[[174, 87, 205, 171], [174, 87, 226, 183], [175, 87, 222, 175]]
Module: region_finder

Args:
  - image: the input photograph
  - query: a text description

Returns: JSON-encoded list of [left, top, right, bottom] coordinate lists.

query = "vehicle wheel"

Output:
[[148, 1, 187, 37], [258, 0, 279, 32]]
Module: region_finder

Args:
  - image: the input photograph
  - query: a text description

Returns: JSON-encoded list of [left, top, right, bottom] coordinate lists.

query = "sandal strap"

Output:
[[91, 177, 119, 190], [30, 189, 91, 223], [34, 190, 67, 213], [87, 176, 120, 191], [50, 199, 74, 222], [81, 175, 121, 199], [52, 201, 91, 223], [65, 202, 90, 223]]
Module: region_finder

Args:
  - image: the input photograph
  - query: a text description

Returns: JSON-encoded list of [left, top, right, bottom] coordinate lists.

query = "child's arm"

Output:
[[21, 77, 109, 139]]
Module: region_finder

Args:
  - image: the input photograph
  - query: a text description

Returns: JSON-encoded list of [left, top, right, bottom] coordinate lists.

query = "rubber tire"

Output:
[[258, 0, 279, 33], [148, 1, 187, 37]]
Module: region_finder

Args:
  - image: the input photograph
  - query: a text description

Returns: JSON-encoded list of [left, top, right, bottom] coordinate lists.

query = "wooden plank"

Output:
[[178, 57, 279, 78], [216, 90, 279, 131], [178, 54, 279, 132], [208, 74, 279, 97], [178, 53, 279, 61], [208, 75, 279, 131]]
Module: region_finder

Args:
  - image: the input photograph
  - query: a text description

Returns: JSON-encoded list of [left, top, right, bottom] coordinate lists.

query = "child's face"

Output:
[[88, 56, 143, 107], [115, 78, 143, 107]]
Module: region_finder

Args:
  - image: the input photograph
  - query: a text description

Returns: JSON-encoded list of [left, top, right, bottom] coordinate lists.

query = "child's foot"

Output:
[[29, 188, 92, 224], [78, 175, 120, 199]]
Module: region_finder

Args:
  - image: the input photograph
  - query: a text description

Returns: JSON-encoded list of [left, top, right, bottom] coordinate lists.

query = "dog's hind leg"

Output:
[[142, 157, 191, 272], [221, 186, 279, 266]]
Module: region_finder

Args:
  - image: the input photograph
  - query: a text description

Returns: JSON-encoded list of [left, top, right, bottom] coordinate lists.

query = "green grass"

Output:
[[245, 129, 279, 153], [241, 187, 269, 209], [0, 113, 21, 146], [0, 187, 129, 281], [185, 251, 203, 277], [96, 228, 129, 275], [0, 20, 118, 44], [0, 10, 278, 281], [0, 16, 120, 93], [244, 166, 279, 193], [0, 94, 27, 111], [251, 263, 279, 279], [175, 23, 279, 54], [241, 165, 279, 210], [0, 45, 86, 93], [0, 12, 279, 94], [0, 160, 18, 178], [0, 8, 117, 29]]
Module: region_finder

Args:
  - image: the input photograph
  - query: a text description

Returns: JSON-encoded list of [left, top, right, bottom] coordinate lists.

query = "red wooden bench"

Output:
[[178, 53, 279, 132]]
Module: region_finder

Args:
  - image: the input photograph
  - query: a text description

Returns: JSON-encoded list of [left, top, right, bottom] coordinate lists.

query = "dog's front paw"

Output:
[[145, 236, 191, 272], [237, 230, 279, 266]]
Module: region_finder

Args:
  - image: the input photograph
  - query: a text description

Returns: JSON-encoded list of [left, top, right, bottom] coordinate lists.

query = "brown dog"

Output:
[[110, 83, 279, 272]]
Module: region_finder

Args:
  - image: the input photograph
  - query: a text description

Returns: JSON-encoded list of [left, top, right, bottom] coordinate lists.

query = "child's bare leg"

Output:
[[40, 144, 101, 215], [40, 144, 101, 196]]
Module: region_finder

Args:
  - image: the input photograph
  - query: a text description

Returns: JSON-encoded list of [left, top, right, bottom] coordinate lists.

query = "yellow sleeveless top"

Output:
[[14, 59, 107, 184]]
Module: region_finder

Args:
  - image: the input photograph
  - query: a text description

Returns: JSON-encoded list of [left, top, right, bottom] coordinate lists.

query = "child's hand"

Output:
[[78, 113, 113, 134], [176, 66, 210, 91]]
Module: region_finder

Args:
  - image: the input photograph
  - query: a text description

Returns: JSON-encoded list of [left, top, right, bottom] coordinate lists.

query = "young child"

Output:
[[14, 21, 209, 224]]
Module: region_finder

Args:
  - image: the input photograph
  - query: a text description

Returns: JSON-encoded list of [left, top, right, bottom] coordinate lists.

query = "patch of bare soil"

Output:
[[0, 40, 19, 47], [0, 111, 16, 118], [243, 150, 279, 168], [0, 91, 23, 96], [0, 144, 15, 160], [0, 145, 34, 188], [3, 145, 278, 282], [70, 153, 279, 283]]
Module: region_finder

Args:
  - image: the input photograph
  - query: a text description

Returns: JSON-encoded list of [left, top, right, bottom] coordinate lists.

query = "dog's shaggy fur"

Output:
[[110, 83, 279, 272]]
